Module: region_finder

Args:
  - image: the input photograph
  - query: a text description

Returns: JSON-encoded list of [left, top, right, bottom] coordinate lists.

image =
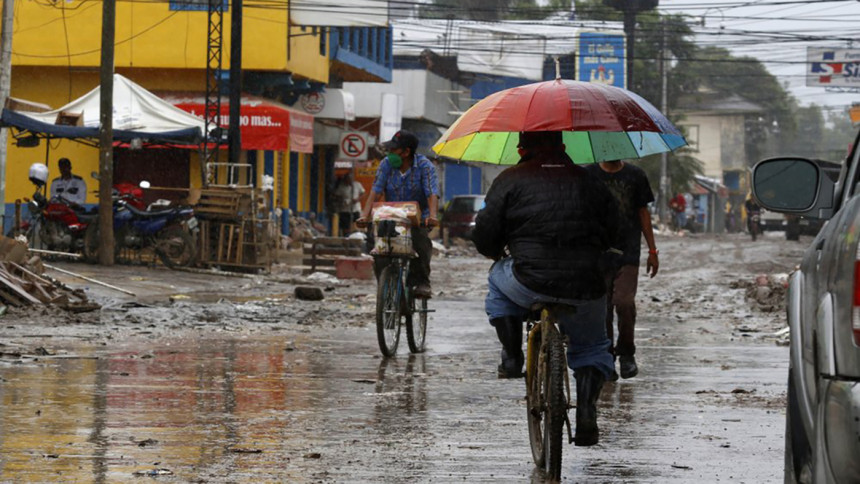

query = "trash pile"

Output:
[[0, 236, 98, 313], [732, 272, 790, 313]]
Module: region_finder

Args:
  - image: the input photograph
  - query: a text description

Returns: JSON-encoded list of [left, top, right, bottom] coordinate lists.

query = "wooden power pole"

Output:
[[0, 0, 14, 233], [98, 0, 116, 265]]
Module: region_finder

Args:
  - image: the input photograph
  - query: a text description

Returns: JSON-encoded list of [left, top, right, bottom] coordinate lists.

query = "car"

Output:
[[441, 195, 485, 239], [752, 149, 858, 483]]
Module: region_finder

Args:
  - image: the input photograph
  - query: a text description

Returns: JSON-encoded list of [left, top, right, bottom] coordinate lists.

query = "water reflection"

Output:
[[0, 338, 316, 482]]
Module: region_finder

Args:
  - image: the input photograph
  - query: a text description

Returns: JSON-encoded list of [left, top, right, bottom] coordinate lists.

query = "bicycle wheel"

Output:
[[376, 265, 402, 357], [406, 296, 428, 353], [527, 327, 565, 480]]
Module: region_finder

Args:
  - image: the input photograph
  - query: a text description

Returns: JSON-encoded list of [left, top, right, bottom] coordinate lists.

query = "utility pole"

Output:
[[98, 0, 116, 265], [228, 0, 242, 171], [0, 0, 14, 234], [603, 0, 659, 90], [659, 19, 669, 226]]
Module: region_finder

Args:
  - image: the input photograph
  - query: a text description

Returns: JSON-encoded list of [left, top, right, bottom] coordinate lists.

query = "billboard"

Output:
[[578, 32, 626, 89], [807, 48, 860, 87]]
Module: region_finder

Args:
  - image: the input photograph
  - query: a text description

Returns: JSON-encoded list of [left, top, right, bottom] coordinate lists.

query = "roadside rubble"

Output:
[[0, 236, 98, 313]]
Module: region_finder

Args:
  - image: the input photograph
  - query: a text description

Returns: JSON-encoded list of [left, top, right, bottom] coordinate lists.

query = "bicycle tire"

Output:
[[406, 296, 427, 353], [526, 325, 546, 467], [526, 326, 565, 480], [376, 265, 401, 357], [544, 333, 566, 480]]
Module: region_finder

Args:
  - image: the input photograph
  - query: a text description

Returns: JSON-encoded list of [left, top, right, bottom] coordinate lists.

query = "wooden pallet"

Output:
[[302, 237, 363, 275]]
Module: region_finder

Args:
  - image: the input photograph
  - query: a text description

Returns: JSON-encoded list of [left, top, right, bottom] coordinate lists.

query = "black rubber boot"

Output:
[[491, 317, 524, 378], [574, 366, 605, 446]]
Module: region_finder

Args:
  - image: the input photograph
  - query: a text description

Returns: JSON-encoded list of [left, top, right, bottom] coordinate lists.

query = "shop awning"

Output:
[[158, 92, 314, 153]]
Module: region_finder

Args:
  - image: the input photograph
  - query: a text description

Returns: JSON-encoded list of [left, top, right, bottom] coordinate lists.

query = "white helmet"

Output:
[[29, 163, 49, 186]]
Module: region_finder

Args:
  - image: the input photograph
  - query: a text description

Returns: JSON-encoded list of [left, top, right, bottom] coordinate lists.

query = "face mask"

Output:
[[387, 153, 403, 168]]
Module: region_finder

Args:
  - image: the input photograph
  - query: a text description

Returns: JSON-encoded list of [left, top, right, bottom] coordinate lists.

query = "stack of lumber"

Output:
[[0, 236, 98, 312]]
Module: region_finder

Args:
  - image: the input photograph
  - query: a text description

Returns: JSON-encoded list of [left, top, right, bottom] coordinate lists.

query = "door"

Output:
[[114, 149, 191, 207]]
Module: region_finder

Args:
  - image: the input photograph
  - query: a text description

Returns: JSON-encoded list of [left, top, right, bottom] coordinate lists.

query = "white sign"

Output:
[[338, 131, 369, 161], [379, 93, 403, 143], [807, 47, 860, 87]]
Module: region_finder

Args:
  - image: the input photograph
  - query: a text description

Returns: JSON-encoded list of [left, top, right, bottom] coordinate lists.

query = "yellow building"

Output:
[[3, 0, 331, 232]]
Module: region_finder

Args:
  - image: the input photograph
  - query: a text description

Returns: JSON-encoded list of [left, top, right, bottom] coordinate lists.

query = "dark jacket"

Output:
[[472, 152, 619, 300]]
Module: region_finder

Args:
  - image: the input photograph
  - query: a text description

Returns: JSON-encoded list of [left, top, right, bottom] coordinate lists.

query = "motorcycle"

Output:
[[11, 164, 145, 254], [83, 182, 198, 268]]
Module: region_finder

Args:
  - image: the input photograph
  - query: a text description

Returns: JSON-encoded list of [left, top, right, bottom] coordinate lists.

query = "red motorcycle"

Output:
[[10, 164, 145, 253]]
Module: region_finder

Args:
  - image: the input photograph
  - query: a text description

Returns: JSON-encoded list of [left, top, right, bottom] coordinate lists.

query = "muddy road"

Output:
[[0, 231, 805, 482]]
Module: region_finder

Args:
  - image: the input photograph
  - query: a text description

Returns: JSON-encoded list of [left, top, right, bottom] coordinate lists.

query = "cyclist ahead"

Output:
[[472, 131, 619, 446], [357, 130, 440, 298]]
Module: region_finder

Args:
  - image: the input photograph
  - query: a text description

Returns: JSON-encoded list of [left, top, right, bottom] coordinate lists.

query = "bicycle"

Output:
[[371, 218, 434, 357], [525, 303, 574, 481]]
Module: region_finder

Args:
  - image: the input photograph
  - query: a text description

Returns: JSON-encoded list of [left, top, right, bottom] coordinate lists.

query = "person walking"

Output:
[[472, 131, 619, 446], [584, 159, 658, 380], [333, 172, 365, 235], [356, 130, 439, 298], [668, 192, 686, 232]]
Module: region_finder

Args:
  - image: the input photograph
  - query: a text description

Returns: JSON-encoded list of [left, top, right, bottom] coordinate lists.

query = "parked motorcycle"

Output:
[[83, 182, 198, 268], [11, 164, 143, 254]]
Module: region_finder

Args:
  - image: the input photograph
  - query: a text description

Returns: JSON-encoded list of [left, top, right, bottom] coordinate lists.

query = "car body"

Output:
[[752, 144, 859, 483], [441, 195, 485, 239]]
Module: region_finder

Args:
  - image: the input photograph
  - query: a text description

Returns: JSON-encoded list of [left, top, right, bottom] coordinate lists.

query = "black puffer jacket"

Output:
[[472, 152, 619, 300]]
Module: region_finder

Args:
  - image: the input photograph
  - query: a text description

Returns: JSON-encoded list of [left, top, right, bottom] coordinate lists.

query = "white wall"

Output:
[[679, 113, 747, 179], [344, 70, 466, 126]]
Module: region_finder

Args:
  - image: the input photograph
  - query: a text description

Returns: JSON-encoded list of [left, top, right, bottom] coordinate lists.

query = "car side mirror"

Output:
[[752, 157, 834, 219]]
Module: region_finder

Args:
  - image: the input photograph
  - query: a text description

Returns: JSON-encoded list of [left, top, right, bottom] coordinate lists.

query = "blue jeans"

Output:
[[485, 258, 614, 378]]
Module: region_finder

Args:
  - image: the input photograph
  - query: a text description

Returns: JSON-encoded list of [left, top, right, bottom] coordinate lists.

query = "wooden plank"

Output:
[[302, 258, 336, 267], [0, 273, 42, 304], [0, 287, 24, 306]]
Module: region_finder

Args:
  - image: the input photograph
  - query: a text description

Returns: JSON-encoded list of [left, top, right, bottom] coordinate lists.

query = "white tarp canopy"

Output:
[[27, 74, 206, 133], [1, 74, 206, 144], [290, 0, 389, 27]]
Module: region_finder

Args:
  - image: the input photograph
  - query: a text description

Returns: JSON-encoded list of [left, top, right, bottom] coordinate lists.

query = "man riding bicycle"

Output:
[[357, 130, 440, 298], [472, 131, 619, 446]]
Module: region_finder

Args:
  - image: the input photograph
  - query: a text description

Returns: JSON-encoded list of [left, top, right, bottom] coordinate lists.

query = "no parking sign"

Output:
[[338, 131, 369, 161]]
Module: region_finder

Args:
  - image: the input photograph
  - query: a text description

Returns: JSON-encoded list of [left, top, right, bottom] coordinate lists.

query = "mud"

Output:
[[0, 231, 806, 482]]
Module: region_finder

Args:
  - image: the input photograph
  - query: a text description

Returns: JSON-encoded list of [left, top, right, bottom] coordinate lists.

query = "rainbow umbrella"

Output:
[[432, 79, 687, 164]]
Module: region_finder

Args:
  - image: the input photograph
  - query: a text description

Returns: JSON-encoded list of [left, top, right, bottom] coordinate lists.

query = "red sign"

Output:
[[165, 93, 313, 153]]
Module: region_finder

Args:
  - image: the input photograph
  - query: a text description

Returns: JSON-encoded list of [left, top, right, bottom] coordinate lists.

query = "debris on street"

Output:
[[0, 236, 98, 312]]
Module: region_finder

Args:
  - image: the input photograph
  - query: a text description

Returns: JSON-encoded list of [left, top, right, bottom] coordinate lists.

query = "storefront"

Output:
[[160, 93, 316, 235]]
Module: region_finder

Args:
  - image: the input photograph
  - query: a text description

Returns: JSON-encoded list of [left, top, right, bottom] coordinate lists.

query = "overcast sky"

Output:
[[654, 0, 860, 114]]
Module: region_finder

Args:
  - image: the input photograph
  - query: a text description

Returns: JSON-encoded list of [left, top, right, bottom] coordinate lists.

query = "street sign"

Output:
[[338, 131, 368, 161]]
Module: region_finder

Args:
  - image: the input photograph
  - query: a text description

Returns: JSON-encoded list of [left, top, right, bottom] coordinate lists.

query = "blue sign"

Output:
[[578, 32, 626, 89]]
